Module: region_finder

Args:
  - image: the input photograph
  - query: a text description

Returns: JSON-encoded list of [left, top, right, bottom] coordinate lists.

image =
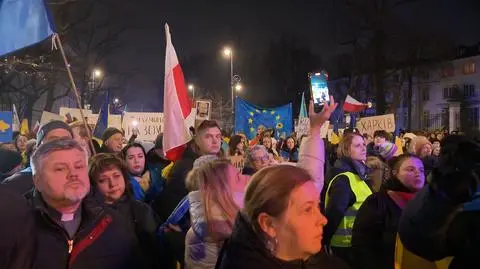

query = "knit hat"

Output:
[[375, 141, 398, 161], [101, 127, 123, 142], [36, 121, 73, 147], [0, 149, 23, 174]]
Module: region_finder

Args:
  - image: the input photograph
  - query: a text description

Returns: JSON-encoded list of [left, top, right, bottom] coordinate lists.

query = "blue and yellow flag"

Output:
[[0, 111, 13, 142], [0, 0, 55, 56], [235, 97, 292, 140]]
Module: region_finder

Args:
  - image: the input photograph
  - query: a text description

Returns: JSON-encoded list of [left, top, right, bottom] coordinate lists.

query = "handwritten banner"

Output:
[[357, 114, 395, 136], [122, 112, 164, 141]]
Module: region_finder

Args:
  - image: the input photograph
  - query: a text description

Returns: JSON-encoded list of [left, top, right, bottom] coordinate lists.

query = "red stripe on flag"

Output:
[[343, 102, 367, 113], [173, 64, 191, 118], [165, 144, 187, 161]]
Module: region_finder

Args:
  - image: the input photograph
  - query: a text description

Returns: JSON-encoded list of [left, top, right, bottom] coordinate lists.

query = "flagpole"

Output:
[[54, 34, 96, 155]]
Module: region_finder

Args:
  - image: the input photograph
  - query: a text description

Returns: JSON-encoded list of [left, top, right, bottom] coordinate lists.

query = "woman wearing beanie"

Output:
[[351, 154, 425, 269]]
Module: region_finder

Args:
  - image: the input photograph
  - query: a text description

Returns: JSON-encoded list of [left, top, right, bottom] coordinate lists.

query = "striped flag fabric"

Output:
[[343, 95, 369, 113], [162, 24, 193, 161]]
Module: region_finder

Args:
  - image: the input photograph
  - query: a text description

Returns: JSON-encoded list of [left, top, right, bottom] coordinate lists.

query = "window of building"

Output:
[[463, 62, 476, 75], [463, 84, 477, 98], [422, 86, 430, 101], [423, 110, 430, 129], [467, 107, 480, 128]]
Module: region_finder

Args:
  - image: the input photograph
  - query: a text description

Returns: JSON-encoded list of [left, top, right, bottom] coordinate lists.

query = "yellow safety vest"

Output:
[[325, 172, 372, 247]]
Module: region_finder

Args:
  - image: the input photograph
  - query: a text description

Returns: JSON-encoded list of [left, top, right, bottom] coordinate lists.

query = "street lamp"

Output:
[[222, 46, 234, 112], [94, 69, 102, 78], [188, 84, 195, 101], [114, 98, 119, 104], [235, 83, 242, 91]]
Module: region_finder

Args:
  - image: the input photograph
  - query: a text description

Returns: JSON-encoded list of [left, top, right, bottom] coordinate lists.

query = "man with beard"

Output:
[[28, 139, 144, 269]]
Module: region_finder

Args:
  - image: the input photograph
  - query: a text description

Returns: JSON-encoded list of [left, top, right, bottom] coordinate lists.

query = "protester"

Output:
[[2, 120, 73, 195], [280, 136, 299, 162], [228, 135, 245, 156], [399, 135, 480, 269], [100, 127, 124, 153], [89, 153, 162, 269], [352, 154, 425, 269], [121, 143, 164, 203], [28, 139, 144, 269], [322, 132, 372, 267], [184, 159, 249, 269], [216, 165, 349, 269]]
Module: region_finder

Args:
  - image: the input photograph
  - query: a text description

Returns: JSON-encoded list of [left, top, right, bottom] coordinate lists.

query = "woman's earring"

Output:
[[266, 236, 278, 254]]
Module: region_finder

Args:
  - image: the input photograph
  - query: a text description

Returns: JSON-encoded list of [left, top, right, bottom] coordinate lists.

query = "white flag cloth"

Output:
[[162, 23, 193, 161]]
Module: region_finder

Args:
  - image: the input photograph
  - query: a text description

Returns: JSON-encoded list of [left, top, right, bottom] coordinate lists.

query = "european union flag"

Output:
[[0, 111, 13, 142], [0, 0, 55, 56], [93, 92, 109, 139], [235, 97, 293, 140]]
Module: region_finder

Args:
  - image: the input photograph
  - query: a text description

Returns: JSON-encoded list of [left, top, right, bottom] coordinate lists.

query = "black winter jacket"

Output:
[[216, 213, 351, 269], [29, 191, 145, 269], [399, 185, 480, 269], [107, 196, 162, 269], [351, 177, 413, 269], [0, 187, 35, 269]]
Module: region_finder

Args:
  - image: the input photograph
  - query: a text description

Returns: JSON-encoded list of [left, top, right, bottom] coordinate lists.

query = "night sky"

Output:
[[104, 0, 480, 111]]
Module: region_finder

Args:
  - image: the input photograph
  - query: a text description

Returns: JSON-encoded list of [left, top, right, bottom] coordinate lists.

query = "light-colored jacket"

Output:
[[297, 131, 325, 193], [185, 191, 233, 269]]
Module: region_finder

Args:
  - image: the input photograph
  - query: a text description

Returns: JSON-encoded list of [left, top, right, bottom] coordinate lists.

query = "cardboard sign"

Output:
[[296, 118, 330, 139], [40, 111, 64, 125], [357, 114, 395, 136], [296, 117, 310, 139], [122, 112, 164, 141], [0, 111, 13, 142]]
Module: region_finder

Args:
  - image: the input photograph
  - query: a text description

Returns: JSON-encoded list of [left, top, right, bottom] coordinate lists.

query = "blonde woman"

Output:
[[184, 159, 249, 269]]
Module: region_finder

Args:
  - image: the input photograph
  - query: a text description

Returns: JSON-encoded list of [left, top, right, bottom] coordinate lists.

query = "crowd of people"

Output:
[[0, 96, 479, 269]]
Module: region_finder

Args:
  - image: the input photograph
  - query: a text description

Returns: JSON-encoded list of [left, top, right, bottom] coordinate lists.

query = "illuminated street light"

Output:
[[235, 83, 242, 91], [188, 84, 195, 100], [93, 69, 102, 78], [223, 47, 232, 57]]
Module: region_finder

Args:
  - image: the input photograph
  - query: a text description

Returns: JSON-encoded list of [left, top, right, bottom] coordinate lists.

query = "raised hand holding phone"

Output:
[[309, 95, 337, 133]]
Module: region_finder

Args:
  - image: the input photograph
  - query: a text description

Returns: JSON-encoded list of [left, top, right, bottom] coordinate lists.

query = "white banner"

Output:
[[88, 114, 122, 130], [122, 112, 164, 141], [296, 118, 329, 139]]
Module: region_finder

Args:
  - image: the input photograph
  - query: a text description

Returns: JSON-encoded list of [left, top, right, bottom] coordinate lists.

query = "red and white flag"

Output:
[[162, 24, 193, 161], [343, 95, 369, 113], [32, 120, 40, 135]]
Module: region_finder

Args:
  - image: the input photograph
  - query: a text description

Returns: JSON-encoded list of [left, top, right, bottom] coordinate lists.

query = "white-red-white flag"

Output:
[[343, 95, 369, 113], [162, 24, 193, 161]]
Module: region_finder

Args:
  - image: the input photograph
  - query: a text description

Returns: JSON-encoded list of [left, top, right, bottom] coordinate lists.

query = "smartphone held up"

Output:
[[309, 71, 330, 113]]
